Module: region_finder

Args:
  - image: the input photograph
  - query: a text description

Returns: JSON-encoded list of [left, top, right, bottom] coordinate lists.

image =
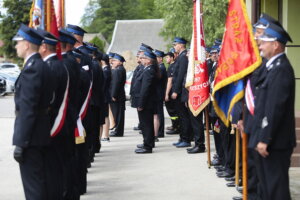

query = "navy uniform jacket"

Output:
[[133, 65, 156, 109], [62, 51, 81, 126], [111, 65, 126, 102], [156, 63, 167, 101], [102, 65, 112, 104], [45, 55, 69, 138], [250, 54, 296, 150], [90, 59, 104, 108], [172, 50, 188, 95], [13, 53, 55, 148], [130, 64, 144, 96]]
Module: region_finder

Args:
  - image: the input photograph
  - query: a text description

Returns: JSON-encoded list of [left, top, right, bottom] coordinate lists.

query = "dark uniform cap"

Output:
[[210, 45, 220, 53], [113, 53, 125, 62], [144, 50, 157, 59], [139, 43, 153, 52], [169, 47, 176, 53], [259, 23, 292, 44], [254, 13, 283, 30], [108, 52, 115, 58], [84, 42, 98, 53], [101, 54, 109, 63], [36, 28, 59, 46], [205, 47, 212, 53], [12, 24, 44, 45], [72, 48, 83, 59], [59, 28, 78, 45], [214, 39, 222, 46], [173, 37, 187, 44], [66, 24, 87, 36], [153, 49, 165, 57], [165, 52, 174, 58]]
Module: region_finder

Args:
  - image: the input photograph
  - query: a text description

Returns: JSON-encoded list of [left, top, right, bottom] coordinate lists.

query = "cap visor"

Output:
[[12, 35, 25, 41]]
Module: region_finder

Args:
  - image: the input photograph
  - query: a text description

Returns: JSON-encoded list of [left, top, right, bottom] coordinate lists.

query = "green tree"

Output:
[[154, 0, 227, 46], [82, 0, 162, 42], [89, 36, 105, 52], [0, 0, 31, 59]]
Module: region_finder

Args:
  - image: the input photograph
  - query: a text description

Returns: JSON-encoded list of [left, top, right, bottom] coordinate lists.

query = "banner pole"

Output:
[[242, 132, 248, 200], [205, 107, 211, 168], [235, 128, 240, 186]]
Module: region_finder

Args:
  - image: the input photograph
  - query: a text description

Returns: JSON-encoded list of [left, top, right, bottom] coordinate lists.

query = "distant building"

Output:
[[107, 19, 169, 70]]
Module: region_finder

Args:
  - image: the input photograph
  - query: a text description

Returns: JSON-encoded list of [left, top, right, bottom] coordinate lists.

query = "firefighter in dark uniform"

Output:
[[165, 48, 180, 135], [71, 48, 91, 195], [110, 53, 127, 137], [250, 23, 296, 200], [37, 28, 69, 200], [12, 24, 55, 200], [131, 44, 152, 131], [59, 28, 82, 199], [85, 43, 104, 159], [171, 37, 192, 148], [134, 50, 159, 153], [100, 54, 112, 141], [153, 49, 167, 139]]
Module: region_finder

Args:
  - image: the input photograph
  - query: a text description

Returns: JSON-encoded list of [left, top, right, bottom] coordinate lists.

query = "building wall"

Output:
[[246, 0, 300, 110]]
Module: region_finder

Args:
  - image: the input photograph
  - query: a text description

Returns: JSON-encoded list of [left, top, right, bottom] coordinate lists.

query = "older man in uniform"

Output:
[[12, 24, 55, 200], [251, 22, 296, 200], [110, 53, 127, 137]]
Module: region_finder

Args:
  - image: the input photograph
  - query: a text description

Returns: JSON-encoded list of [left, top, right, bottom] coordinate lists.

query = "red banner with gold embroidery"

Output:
[[212, 0, 261, 126], [185, 0, 210, 116]]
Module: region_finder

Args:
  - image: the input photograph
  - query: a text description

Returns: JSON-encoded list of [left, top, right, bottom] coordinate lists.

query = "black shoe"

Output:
[[139, 131, 142, 134], [217, 171, 234, 178], [226, 181, 236, 187], [187, 146, 196, 151], [225, 176, 236, 182], [214, 165, 224, 170], [135, 148, 152, 154], [110, 132, 123, 137], [166, 129, 179, 135], [237, 186, 243, 194], [232, 196, 243, 200], [211, 159, 221, 166], [155, 137, 159, 142], [101, 137, 110, 142], [157, 135, 164, 138], [166, 126, 174, 131], [137, 144, 155, 148], [187, 146, 205, 154], [133, 126, 141, 131], [216, 167, 225, 172]]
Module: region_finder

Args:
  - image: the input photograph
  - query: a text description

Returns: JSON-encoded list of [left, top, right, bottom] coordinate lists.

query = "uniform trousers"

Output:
[[220, 124, 235, 174], [247, 148, 259, 200], [188, 110, 205, 147], [110, 101, 125, 136], [157, 100, 165, 137], [45, 144, 64, 200], [174, 97, 192, 143], [138, 108, 155, 149], [90, 105, 101, 155], [19, 147, 48, 200], [254, 148, 293, 200]]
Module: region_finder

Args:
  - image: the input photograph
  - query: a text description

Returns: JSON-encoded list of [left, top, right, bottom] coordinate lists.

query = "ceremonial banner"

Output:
[[185, 0, 210, 116], [30, 0, 45, 28], [212, 0, 261, 126], [53, 0, 65, 28]]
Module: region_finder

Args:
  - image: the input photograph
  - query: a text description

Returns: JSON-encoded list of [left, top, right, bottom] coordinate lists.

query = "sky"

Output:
[[65, 0, 90, 25]]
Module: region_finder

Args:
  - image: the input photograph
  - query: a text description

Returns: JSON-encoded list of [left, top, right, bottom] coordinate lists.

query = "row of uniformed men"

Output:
[[12, 23, 126, 200], [207, 13, 296, 200], [129, 38, 207, 154]]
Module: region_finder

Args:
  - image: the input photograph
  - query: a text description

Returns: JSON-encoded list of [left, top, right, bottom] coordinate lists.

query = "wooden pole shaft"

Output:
[[235, 128, 240, 186], [46, 0, 51, 31], [205, 107, 211, 168], [242, 132, 248, 200]]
